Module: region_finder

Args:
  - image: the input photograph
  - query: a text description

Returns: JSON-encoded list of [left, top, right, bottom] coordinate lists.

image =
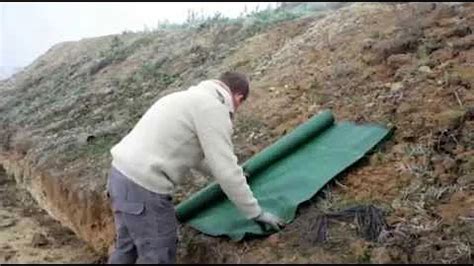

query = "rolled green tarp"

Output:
[[176, 110, 335, 222], [175, 178, 227, 222], [175, 109, 391, 240]]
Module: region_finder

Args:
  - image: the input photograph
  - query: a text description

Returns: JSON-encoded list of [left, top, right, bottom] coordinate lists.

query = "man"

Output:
[[106, 71, 285, 264]]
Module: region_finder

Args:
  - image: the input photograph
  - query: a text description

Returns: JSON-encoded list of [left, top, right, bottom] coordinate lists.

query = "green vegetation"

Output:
[[153, 3, 339, 35]]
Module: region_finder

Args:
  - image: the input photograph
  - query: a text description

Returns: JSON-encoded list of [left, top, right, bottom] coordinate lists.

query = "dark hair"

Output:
[[218, 71, 250, 100]]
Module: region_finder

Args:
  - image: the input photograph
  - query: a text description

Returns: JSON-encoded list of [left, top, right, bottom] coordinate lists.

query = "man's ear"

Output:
[[236, 94, 245, 104], [232, 93, 244, 111]]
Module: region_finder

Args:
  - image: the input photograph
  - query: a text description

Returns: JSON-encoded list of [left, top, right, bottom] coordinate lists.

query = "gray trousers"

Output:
[[106, 167, 178, 264]]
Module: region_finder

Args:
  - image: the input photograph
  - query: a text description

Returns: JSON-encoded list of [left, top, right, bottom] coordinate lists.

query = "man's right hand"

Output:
[[254, 210, 286, 231]]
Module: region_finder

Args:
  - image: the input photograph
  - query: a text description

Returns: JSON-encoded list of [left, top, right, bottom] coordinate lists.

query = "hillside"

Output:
[[0, 2, 473, 263]]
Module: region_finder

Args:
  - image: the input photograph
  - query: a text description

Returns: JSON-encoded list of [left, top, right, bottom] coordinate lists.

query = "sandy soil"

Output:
[[0, 167, 103, 263]]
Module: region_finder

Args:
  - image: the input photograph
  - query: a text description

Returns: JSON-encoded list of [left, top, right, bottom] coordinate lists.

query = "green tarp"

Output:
[[176, 110, 391, 241]]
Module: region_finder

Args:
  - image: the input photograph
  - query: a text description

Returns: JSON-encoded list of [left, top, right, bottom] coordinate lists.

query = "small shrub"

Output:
[[89, 36, 136, 75]]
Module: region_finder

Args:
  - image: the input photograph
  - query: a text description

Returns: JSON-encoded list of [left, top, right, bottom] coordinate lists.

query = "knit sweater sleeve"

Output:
[[196, 158, 213, 177], [192, 105, 262, 219]]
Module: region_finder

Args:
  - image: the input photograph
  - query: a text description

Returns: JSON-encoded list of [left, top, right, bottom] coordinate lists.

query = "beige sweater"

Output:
[[110, 80, 262, 219]]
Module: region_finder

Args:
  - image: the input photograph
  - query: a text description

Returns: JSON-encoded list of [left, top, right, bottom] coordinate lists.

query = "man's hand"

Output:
[[254, 211, 286, 231]]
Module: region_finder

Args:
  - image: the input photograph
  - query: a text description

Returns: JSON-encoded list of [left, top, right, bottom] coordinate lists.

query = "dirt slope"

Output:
[[0, 2, 473, 263]]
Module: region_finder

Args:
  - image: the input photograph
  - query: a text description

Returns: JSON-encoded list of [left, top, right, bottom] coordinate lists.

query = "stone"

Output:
[[390, 82, 403, 92], [31, 233, 49, 247], [418, 66, 432, 73], [387, 54, 413, 69], [456, 175, 473, 186]]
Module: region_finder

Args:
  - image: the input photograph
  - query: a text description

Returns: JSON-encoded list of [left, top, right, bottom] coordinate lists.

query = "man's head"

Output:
[[218, 71, 250, 111]]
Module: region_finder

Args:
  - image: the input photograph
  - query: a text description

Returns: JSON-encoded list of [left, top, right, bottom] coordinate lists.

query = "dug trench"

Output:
[[0, 164, 104, 263]]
